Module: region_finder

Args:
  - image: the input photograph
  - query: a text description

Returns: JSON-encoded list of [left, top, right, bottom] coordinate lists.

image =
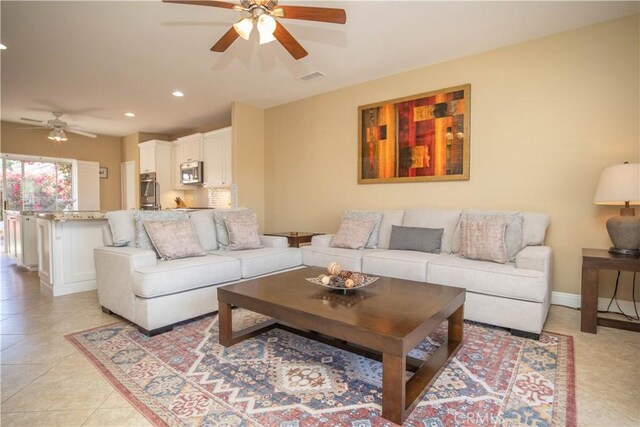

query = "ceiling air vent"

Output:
[[298, 71, 326, 82]]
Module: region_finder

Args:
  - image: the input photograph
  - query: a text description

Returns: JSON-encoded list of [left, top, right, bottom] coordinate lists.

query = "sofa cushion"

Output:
[[188, 209, 217, 251], [210, 247, 302, 278], [388, 225, 443, 253], [330, 219, 375, 249], [214, 208, 251, 249], [224, 214, 263, 251], [343, 210, 384, 248], [401, 208, 461, 254], [106, 210, 135, 247], [143, 220, 207, 260], [378, 210, 405, 249], [134, 210, 189, 254], [459, 216, 508, 264], [133, 255, 241, 298], [523, 212, 550, 246], [427, 254, 547, 303], [301, 246, 384, 272], [362, 250, 441, 282]]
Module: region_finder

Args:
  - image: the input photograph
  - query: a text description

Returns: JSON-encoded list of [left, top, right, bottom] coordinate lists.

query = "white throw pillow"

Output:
[[343, 210, 384, 248], [106, 210, 136, 247], [224, 214, 263, 251], [213, 208, 251, 248], [143, 220, 207, 260], [188, 209, 217, 252], [330, 218, 375, 250], [460, 216, 509, 264]]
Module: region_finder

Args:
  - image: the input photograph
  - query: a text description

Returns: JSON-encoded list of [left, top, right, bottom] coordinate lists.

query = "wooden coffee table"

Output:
[[217, 267, 465, 424]]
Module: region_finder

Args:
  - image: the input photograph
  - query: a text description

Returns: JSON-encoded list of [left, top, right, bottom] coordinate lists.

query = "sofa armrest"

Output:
[[516, 246, 552, 273], [94, 247, 158, 321], [259, 235, 288, 248], [311, 234, 334, 247]]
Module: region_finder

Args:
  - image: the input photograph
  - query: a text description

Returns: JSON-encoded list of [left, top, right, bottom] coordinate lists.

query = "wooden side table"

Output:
[[263, 232, 324, 248], [581, 248, 640, 333]]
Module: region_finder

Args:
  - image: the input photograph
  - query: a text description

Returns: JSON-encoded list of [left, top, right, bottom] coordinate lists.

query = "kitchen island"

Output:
[[36, 211, 107, 296]]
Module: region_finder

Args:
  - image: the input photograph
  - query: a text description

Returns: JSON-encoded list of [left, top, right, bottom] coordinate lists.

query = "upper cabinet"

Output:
[[203, 127, 232, 186], [138, 140, 172, 207], [172, 133, 203, 190]]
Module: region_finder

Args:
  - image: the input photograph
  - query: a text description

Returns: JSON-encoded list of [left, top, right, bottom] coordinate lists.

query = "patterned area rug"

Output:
[[66, 310, 576, 426]]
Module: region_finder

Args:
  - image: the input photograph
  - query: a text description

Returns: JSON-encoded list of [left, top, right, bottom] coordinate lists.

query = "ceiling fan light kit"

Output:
[[163, 0, 346, 60], [19, 111, 98, 141]]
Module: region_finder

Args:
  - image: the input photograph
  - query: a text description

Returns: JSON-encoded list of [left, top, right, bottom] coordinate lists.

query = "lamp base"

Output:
[[606, 211, 639, 254], [608, 247, 640, 256]]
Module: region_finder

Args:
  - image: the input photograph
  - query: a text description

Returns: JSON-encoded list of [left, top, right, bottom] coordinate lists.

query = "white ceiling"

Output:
[[1, 1, 638, 138]]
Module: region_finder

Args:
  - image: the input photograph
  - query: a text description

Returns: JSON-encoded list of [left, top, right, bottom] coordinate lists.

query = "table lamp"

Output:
[[593, 162, 640, 255]]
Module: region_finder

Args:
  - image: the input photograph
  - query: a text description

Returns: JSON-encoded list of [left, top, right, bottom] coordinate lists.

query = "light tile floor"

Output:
[[1, 255, 639, 426]]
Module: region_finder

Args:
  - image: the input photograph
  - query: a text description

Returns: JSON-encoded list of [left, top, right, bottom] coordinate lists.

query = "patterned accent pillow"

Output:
[[143, 220, 207, 260], [388, 225, 443, 253], [460, 216, 508, 264], [213, 208, 251, 249], [343, 210, 384, 248], [224, 214, 263, 251], [329, 219, 375, 250], [464, 211, 524, 262], [133, 210, 189, 255]]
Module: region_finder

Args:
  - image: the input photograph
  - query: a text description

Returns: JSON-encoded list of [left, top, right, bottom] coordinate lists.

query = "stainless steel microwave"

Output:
[[180, 161, 204, 185]]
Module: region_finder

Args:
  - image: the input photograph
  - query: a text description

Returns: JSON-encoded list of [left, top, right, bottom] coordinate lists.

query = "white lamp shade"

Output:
[[233, 17, 253, 40], [257, 14, 276, 44], [593, 162, 640, 205]]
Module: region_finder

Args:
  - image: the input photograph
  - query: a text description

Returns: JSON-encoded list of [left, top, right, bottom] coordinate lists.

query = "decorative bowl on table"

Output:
[[305, 262, 379, 292]]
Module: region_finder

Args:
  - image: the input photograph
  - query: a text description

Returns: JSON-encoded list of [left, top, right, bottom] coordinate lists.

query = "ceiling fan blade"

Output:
[[17, 127, 49, 130], [275, 6, 346, 24], [162, 0, 237, 9], [273, 21, 308, 60], [20, 117, 44, 123], [67, 129, 97, 138], [211, 27, 240, 52]]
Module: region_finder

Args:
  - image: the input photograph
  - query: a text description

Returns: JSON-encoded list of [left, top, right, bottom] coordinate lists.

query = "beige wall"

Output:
[[232, 102, 266, 230], [264, 15, 640, 298], [1, 121, 123, 211]]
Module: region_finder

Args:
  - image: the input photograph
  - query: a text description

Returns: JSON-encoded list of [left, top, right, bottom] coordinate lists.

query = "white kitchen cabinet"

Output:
[[139, 145, 156, 174], [6, 212, 38, 271], [138, 140, 174, 208], [203, 127, 232, 186], [172, 133, 203, 190], [37, 216, 107, 296]]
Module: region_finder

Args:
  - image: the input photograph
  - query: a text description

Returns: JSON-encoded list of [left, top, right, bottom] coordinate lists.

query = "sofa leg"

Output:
[[138, 325, 174, 337], [511, 329, 540, 340], [101, 306, 113, 315]]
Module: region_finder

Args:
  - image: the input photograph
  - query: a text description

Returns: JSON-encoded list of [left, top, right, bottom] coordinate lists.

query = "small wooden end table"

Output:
[[263, 232, 323, 248], [581, 248, 640, 333]]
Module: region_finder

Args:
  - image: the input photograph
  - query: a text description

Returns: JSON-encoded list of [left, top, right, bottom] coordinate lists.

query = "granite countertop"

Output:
[[37, 211, 107, 221]]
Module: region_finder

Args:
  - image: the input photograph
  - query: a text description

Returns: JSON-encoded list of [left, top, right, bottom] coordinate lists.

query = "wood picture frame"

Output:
[[358, 84, 470, 184], [99, 167, 108, 179]]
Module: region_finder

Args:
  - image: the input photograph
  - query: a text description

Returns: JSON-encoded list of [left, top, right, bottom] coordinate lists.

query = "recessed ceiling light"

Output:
[[125, 112, 135, 117], [0, 44, 6, 50], [172, 91, 184, 97]]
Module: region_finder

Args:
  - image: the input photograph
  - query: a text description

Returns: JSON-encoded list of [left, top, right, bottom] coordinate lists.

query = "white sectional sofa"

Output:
[[302, 208, 552, 339], [95, 209, 302, 335]]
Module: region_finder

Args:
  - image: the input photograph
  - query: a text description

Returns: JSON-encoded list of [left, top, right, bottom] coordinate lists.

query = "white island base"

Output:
[[37, 215, 107, 296]]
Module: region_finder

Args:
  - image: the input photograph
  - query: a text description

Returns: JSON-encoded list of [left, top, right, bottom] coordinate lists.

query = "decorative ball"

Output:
[[351, 273, 365, 285], [327, 262, 342, 275], [344, 279, 355, 288], [321, 275, 331, 285], [339, 270, 353, 279]]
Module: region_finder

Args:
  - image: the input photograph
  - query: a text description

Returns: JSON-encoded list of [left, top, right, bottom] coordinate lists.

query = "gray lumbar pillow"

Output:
[[388, 225, 444, 253]]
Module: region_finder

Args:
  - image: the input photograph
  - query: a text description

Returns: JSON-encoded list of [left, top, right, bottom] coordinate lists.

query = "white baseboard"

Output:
[[551, 291, 640, 314]]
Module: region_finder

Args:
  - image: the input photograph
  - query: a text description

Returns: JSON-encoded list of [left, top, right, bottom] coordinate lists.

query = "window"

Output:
[[2, 158, 73, 212]]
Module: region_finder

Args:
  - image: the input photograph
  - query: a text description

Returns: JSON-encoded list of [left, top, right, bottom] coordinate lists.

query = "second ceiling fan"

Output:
[[163, 0, 346, 60]]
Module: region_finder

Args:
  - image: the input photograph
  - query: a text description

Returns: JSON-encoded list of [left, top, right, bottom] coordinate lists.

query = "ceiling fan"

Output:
[[19, 112, 98, 141], [163, 0, 347, 60]]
